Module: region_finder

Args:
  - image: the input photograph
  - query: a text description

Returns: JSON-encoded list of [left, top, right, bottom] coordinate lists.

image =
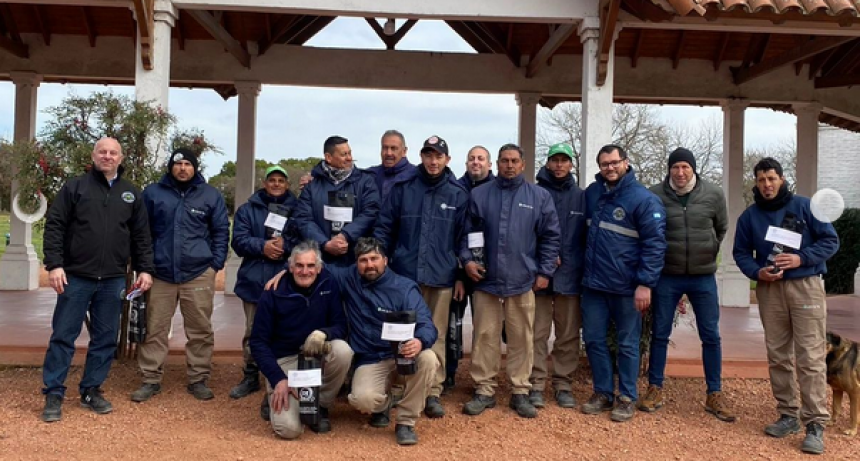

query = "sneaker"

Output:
[[309, 407, 331, 434], [509, 394, 538, 418], [764, 414, 802, 438], [131, 383, 161, 403], [41, 394, 63, 423], [260, 395, 270, 421], [801, 422, 825, 455], [462, 394, 496, 416], [528, 390, 545, 409], [555, 390, 577, 409], [80, 387, 112, 414], [395, 424, 418, 446], [581, 393, 614, 415], [228, 375, 260, 399], [187, 381, 215, 401], [637, 385, 664, 412], [424, 396, 445, 418], [611, 396, 636, 422], [705, 391, 737, 422]]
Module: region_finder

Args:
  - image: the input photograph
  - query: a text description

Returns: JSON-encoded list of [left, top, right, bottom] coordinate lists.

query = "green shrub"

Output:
[[823, 208, 860, 294]]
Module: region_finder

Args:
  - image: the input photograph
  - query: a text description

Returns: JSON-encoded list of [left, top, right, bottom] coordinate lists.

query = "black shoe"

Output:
[[801, 422, 825, 455], [610, 396, 636, 422], [229, 375, 260, 399], [462, 394, 497, 416], [309, 407, 331, 434], [528, 390, 545, 408], [509, 394, 538, 418], [260, 395, 270, 421], [41, 394, 63, 423], [187, 381, 215, 401], [80, 388, 112, 414], [424, 396, 445, 418], [369, 407, 391, 428], [131, 383, 161, 403], [555, 390, 577, 408], [581, 393, 614, 414], [765, 415, 802, 438], [395, 424, 418, 446]]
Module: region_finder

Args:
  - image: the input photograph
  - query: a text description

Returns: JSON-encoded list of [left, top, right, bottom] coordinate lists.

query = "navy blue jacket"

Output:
[[328, 266, 436, 367], [535, 167, 587, 296], [367, 158, 417, 200], [460, 174, 561, 297], [231, 189, 301, 304], [143, 173, 230, 284], [294, 162, 380, 267], [733, 194, 838, 281], [582, 169, 667, 296], [458, 171, 495, 193], [374, 168, 469, 288], [249, 269, 347, 386]]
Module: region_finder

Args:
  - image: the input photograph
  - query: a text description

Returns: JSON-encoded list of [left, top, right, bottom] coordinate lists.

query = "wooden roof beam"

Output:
[[630, 29, 643, 68], [365, 18, 418, 51], [815, 74, 860, 89], [672, 30, 686, 70], [81, 6, 97, 47], [258, 14, 298, 55], [731, 36, 853, 85], [445, 20, 492, 53], [32, 5, 51, 46], [0, 34, 28, 59], [527, 23, 574, 78], [186, 9, 250, 68], [133, 0, 154, 69], [596, 0, 621, 84], [713, 32, 729, 71], [808, 48, 837, 79], [821, 40, 860, 78]]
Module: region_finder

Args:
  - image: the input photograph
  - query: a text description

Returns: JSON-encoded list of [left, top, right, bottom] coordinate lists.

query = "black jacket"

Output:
[[43, 166, 155, 279]]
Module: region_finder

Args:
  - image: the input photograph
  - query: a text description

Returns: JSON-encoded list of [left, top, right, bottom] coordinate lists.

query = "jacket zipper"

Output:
[[97, 183, 111, 281]]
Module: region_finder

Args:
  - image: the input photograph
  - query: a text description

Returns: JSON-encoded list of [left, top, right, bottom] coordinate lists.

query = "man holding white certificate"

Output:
[[733, 157, 839, 455]]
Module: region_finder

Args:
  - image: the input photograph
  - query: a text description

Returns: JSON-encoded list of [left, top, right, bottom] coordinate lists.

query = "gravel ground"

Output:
[[1, 361, 857, 461]]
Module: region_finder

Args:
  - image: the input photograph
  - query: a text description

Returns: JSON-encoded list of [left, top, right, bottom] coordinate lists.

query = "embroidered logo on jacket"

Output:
[[613, 207, 626, 220], [518, 203, 534, 209], [121, 192, 135, 203], [440, 203, 456, 211]]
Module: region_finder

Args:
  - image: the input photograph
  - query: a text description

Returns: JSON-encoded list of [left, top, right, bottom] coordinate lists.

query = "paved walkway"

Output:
[[1, 289, 858, 379]]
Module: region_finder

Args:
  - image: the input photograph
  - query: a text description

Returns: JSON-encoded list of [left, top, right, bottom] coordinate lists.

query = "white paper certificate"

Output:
[[467, 232, 484, 249], [264, 212, 288, 230], [381, 322, 416, 341], [765, 226, 802, 250], [324, 206, 354, 223], [287, 369, 322, 388]]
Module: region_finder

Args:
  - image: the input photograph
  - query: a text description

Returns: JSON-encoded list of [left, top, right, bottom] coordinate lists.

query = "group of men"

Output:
[[38, 130, 839, 454]]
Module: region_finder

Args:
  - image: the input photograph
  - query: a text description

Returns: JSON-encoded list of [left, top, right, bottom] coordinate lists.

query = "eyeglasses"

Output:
[[598, 159, 626, 170]]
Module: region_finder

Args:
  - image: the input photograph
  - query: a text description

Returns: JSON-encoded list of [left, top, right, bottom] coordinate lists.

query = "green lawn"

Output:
[[0, 212, 45, 261]]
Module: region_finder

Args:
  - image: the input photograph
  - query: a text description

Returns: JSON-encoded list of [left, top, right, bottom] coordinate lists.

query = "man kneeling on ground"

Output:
[[250, 241, 353, 439]]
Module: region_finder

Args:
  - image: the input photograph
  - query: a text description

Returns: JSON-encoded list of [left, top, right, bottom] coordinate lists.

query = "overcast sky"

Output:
[[1, 17, 801, 179]]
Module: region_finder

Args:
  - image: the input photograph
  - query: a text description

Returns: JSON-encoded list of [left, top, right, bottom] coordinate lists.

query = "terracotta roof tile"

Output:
[[651, 0, 860, 16]]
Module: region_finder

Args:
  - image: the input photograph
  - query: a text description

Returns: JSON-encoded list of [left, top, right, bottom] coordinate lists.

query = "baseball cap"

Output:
[[265, 165, 289, 179], [420, 135, 449, 156], [547, 143, 574, 160]]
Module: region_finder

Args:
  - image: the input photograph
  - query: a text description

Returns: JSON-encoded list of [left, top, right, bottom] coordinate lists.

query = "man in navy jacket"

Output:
[[250, 241, 352, 439], [579, 144, 666, 423], [733, 157, 838, 455], [132, 148, 230, 402], [293, 136, 380, 267], [529, 143, 587, 410], [460, 143, 561, 419], [229, 166, 301, 401], [374, 135, 469, 418], [366, 129, 417, 200]]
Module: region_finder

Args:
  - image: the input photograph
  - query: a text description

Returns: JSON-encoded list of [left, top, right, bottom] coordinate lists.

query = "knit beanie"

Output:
[[667, 147, 696, 173]]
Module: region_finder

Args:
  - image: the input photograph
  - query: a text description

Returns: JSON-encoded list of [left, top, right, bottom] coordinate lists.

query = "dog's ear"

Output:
[[826, 332, 834, 344]]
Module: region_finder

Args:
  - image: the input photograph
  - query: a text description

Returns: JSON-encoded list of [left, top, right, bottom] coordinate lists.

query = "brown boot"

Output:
[[637, 385, 664, 412], [705, 391, 736, 422]]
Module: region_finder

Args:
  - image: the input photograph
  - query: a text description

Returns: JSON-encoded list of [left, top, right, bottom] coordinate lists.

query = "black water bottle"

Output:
[[766, 213, 804, 274], [385, 311, 417, 375], [298, 353, 322, 427], [468, 217, 486, 273]]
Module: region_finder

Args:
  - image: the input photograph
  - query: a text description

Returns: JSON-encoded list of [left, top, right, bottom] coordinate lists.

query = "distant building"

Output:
[[819, 126, 860, 209]]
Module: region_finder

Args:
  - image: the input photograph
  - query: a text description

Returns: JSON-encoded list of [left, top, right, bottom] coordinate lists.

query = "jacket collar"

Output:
[[594, 166, 637, 194], [272, 269, 330, 298], [536, 166, 573, 191], [495, 173, 524, 190]]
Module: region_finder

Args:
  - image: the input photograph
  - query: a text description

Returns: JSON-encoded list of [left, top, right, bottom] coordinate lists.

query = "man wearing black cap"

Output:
[[639, 147, 733, 421], [374, 135, 469, 418], [132, 148, 230, 402]]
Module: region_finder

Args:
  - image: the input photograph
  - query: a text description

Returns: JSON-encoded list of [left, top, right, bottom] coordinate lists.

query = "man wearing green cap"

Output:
[[528, 143, 587, 410], [228, 166, 301, 413]]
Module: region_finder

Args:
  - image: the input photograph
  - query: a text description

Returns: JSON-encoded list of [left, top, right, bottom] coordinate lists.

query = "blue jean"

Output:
[[581, 287, 642, 400], [648, 274, 722, 393], [42, 274, 127, 396]]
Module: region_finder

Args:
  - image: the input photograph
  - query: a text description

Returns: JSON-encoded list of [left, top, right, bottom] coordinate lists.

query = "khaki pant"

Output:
[[757, 275, 829, 425], [421, 285, 452, 397], [266, 340, 354, 439], [348, 350, 438, 427], [470, 290, 536, 397], [138, 269, 216, 384], [530, 294, 581, 392], [241, 301, 258, 373]]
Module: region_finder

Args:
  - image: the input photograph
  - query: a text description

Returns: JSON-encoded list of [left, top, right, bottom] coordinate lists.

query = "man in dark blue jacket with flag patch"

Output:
[[579, 144, 666, 423]]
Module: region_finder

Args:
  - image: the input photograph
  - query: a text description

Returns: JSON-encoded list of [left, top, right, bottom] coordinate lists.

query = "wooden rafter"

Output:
[[526, 23, 574, 78], [447, 20, 518, 66], [731, 36, 853, 84], [81, 6, 96, 47], [365, 18, 418, 50], [597, 0, 621, 85], [132, 0, 154, 69], [630, 29, 644, 68], [506, 24, 513, 51], [0, 34, 28, 59], [815, 74, 860, 89], [821, 40, 860, 77], [0, 4, 20, 43], [808, 48, 837, 80], [741, 34, 764, 69], [713, 32, 729, 71], [258, 15, 298, 55], [176, 10, 186, 51], [672, 30, 686, 69], [32, 5, 51, 46], [755, 34, 771, 64], [445, 20, 492, 53], [187, 9, 251, 68], [258, 15, 334, 56]]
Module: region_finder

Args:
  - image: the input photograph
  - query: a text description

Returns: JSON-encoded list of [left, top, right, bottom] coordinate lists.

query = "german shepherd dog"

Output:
[[825, 332, 860, 436]]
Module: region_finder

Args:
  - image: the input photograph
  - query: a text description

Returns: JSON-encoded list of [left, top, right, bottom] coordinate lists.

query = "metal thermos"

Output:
[[298, 353, 323, 427], [385, 311, 417, 375]]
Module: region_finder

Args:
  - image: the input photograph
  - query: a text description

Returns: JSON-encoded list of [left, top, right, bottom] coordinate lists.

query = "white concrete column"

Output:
[[225, 81, 262, 295], [718, 99, 751, 308], [134, 1, 176, 163], [794, 102, 822, 198], [578, 18, 615, 188], [516, 92, 541, 183], [0, 71, 42, 291]]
